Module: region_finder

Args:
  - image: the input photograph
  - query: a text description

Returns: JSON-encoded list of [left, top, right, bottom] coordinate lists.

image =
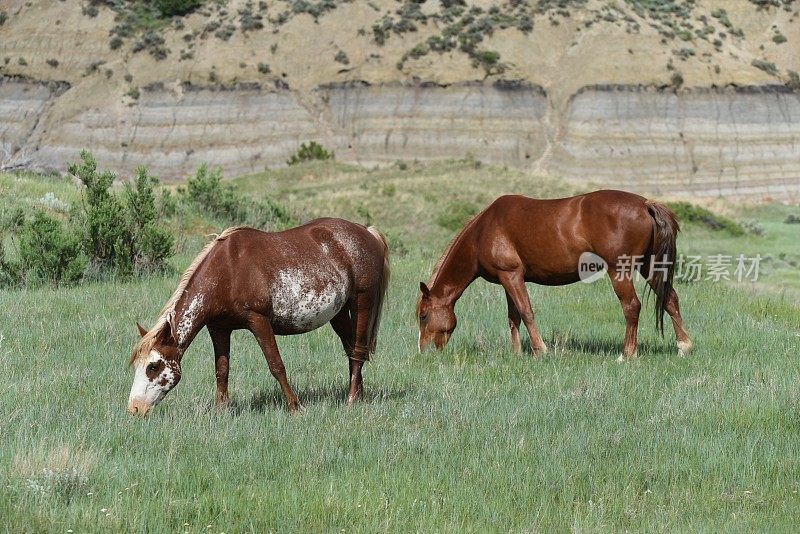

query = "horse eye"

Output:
[[146, 363, 159, 373], [420, 313, 428, 321]]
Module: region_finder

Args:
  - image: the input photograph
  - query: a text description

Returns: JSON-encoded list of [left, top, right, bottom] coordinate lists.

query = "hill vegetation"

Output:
[[2, 0, 799, 104]]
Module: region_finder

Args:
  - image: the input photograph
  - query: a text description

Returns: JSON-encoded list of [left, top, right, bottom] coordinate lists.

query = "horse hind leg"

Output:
[[330, 305, 355, 357], [343, 292, 376, 406], [330, 304, 362, 405], [647, 279, 693, 357], [609, 270, 641, 362]]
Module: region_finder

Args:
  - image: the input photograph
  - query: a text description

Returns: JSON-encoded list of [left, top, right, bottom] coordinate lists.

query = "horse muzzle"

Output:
[[418, 333, 450, 352], [127, 398, 153, 416]]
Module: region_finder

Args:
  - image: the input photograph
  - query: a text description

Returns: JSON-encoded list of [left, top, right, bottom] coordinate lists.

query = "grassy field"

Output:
[[1, 162, 799, 531]]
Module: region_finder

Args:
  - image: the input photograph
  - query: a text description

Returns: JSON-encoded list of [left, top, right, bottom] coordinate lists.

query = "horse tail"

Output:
[[645, 200, 679, 336], [366, 226, 391, 357]]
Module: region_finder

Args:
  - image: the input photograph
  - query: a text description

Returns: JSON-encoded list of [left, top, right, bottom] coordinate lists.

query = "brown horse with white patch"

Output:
[[417, 191, 692, 360], [128, 219, 390, 415]]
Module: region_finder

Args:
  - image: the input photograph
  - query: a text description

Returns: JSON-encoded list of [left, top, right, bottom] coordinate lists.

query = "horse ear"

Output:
[[419, 282, 430, 297], [155, 318, 177, 345], [136, 322, 147, 337]]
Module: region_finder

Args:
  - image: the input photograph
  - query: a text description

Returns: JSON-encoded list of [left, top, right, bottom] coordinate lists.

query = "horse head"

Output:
[[416, 282, 456, 351], [128, 320, 182, 415]]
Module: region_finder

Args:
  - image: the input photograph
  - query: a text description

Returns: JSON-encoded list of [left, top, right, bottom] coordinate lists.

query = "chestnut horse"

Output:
[[128, 219, 390, 415], [417, 191, 692, 360]]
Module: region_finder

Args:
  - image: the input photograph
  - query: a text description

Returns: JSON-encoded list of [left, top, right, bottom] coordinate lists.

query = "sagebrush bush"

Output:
[[70, 152, 175, 277], [17, 211, 87, 287], [155, 0, 201, 17], [70, 152, 130, 275], [286, 141, 335, 165], [184, 163, 294, 230], [437, 200, 478, 232], [0, 151, 175, 288], [666, 201, 744, 236], [123, 167, 174, 274]]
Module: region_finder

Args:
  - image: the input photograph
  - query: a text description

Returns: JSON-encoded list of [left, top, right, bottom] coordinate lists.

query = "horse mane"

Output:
[[427, 205, 489, 289], [130, 226, 246, 365]]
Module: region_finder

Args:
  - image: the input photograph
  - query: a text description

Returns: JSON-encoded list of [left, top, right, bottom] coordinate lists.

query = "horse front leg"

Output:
[[504, 290, 522, 354], [498, 271, 547, 356], [247, 314, 302, 413], [209, 327, 232, 407]]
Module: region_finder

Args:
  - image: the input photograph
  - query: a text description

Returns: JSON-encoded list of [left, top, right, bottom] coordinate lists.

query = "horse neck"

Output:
[[430, 229, 479, 306], [171, 282, 210, 350]]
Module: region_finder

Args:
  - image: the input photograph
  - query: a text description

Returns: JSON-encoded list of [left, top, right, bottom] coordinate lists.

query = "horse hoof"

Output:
[[532, 344, 548, 358], [289, 403, 306, 415], [677, 340, 694, 357]]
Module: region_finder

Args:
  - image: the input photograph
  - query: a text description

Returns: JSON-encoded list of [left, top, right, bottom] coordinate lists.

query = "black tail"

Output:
[[645, 201, 679, 336]]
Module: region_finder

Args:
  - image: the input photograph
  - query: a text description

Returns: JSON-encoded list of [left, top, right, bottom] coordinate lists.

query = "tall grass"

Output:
[[1, 163, 798, 530]]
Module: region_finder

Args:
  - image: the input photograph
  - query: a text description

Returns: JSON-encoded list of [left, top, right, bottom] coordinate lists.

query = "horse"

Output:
[[128, 218, 390, 415], [416, 190, 692, 361]]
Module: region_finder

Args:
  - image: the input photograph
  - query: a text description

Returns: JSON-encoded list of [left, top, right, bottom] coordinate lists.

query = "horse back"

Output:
[[476, 191, 654, 284], [196, 220, 385, 333]]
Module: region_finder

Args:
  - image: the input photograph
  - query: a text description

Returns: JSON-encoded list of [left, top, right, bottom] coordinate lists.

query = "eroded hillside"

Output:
[[1, 0, 798, 196]]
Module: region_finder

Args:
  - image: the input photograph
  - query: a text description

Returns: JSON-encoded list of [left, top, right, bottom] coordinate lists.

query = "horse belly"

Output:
[[270, 267, 350, 333]]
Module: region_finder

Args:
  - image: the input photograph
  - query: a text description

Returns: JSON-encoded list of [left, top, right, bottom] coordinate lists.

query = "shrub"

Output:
[[437, 200, 478, 232], [741, 219, 765, 236], [286, 141, 334, 165], [472, 49, 505, 75], [123, 167, 174, 274], [0, 247, 21, 288], [407, 43, 429, 59], [666, 202, 744, 236], [17, 211, 87, 287], [786, 70, 800, 91], [184, 164, 294, 230], [215, 24, 236, 41], [69, 150, 174, 278], [772, 32, 787, 44], [784, 214, 800, 224], [673, 47, 695, 60], [69, 152, 132, 276], [752, 59, 778, 76], [334, 50, 350, 65], [155, 0, 202, 17], [239, 2, 264, 31]]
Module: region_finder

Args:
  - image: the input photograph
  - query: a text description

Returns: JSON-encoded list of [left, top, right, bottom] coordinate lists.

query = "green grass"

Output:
[[1, 163, 799, 531]]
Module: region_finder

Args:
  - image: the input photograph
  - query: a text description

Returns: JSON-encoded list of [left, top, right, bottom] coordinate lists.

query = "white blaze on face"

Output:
[[128, 350, 177, 409], [271, 267, 349, 331]]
